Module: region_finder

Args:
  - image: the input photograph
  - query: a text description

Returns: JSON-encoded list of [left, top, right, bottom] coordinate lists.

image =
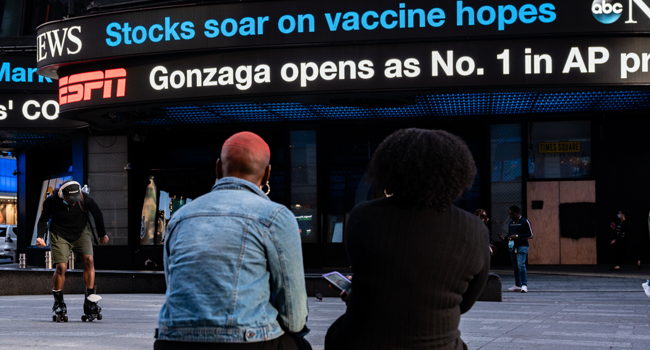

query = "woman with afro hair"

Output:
[[325, 128, 490, 350]]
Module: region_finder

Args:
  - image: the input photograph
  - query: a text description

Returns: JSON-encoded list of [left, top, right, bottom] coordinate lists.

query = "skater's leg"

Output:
[[83, 255, 95, 290], [82, 255, 100, 317], [53, 263, 67, 290], [50, 232, 71, 290], [74, 227, 95, 290]]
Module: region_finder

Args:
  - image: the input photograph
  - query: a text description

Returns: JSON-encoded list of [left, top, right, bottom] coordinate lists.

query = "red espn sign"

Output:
[[59, 68, 126, 105]]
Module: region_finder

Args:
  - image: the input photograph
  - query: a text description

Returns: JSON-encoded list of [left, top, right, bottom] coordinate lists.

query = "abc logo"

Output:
[[592, 0, 623, 24]]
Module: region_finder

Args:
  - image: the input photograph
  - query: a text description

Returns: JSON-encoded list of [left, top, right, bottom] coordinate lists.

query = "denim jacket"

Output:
[[157, 177, 308, 343]]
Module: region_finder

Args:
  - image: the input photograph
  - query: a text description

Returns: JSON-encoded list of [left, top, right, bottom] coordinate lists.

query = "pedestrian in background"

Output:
[[610, 210, 641, 271], [474, 209, 495, 255], [325, 128, 490, 350], [501, 205, 533, 293]]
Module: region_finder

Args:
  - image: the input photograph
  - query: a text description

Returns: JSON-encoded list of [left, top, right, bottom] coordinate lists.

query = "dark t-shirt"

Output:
[[37, 190, 106, 243], [325, 198, 490, 350]]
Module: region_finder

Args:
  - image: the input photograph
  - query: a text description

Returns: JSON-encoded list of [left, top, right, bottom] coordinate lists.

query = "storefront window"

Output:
[[0, 198, 16, 224], [326, 170, 372, 243], [528, 121, 591, 179], [88, 136, 129, 246], [290, 131, 318, 243], [491, 124, 523, 239], [0, 0, 21, 37]]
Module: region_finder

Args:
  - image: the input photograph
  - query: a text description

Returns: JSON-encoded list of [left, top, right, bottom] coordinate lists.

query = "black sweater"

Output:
[[507, 216, 534, 247], [37, 190, 107, 243], [325, 197, 490, 350]]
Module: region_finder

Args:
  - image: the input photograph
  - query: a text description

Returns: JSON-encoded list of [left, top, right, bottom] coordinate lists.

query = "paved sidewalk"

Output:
[[0, 273, 648, 349], [491, 264, 649, 280]]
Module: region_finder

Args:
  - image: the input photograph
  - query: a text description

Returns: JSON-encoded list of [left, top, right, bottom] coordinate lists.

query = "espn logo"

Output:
[[59, 68, 126, 105]]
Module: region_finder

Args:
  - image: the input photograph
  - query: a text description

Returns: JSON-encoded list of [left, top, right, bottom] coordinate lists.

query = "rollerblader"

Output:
[[36, 180, 109, 322]]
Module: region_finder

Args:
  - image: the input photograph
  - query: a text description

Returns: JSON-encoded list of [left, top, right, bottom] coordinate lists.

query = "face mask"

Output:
[[508, 240, 515, 250], [63, 200, 69, 205], [617, 214, 621, 219]]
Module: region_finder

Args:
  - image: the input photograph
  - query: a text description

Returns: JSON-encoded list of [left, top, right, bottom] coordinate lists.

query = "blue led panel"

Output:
[[134, 90, 650, 126], [0, 133, 61, 145], [532, 92, 605, 113], [0, 158, 16, 192], [167, 105, 228, 124], [491, 92, 537, 115], [203, 102, 279, 122], [260, 102, 320, 120], [421, 93, 491, 116], [593, 91, 650, 111], [309, 105, 377, 119], [374, 98, 431, 118]]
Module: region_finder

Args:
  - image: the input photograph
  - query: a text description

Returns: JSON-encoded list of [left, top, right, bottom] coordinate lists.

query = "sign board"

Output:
[[0, 56, 87, 129], [36, 0, 650, 77], [538, 142, 581, 153], [0, 56, 55, 91], [0, 94, 87, 129], [55, 37, 650, 113]]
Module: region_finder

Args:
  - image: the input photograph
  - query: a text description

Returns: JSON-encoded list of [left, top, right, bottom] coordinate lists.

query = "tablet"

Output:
[[323, 271, 352, 293]]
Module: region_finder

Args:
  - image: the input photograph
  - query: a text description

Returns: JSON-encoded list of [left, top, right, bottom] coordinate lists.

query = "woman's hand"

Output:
[[610, 239, 616, 245], [329, 275, 352, 305], [339, 275, 352, 305], [339, 290, 349, 304]]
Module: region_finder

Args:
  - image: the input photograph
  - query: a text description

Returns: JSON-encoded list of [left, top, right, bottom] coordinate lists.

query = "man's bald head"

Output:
[[219, 132, 271, 182]]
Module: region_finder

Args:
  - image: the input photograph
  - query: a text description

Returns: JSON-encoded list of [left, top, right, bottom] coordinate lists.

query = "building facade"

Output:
[[5, 0, 650, 269]]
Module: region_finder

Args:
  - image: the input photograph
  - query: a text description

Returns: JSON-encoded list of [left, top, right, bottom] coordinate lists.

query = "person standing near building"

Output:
[[474, 209, 495, 255], [610, 210, 641, 271], [501, 205, 533, 293], [155, 132, 310, 350], [35, 180, 109, 321]]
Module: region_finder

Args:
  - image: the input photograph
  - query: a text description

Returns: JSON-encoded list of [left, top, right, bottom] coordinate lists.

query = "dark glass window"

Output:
[[290, 130, 318, 243], [490, 124, 523, 239], [0, 0, 21, 37], [326, 169, 374, 243], [22, 0, 66, 36]]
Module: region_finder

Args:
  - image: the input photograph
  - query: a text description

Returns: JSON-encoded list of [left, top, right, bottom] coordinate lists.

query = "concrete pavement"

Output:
[[0, 272, 649, 349]]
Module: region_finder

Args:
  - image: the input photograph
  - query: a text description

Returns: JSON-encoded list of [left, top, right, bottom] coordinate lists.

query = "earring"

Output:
[[261, 181, 271, 195], [384, 189, 393, 197]]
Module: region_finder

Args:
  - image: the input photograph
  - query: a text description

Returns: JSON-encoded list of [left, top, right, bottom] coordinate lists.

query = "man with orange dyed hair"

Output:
[[156, 132, 311, 350]]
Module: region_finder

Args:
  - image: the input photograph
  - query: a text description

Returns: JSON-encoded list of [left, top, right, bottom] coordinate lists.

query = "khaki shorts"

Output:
[[50, 227, 94, 264]]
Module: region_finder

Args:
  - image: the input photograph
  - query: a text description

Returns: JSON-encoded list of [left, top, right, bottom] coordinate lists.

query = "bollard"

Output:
[[68, 251, 75, 270], [45, 251, 53, 270], [19, 253, 26, 268]]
